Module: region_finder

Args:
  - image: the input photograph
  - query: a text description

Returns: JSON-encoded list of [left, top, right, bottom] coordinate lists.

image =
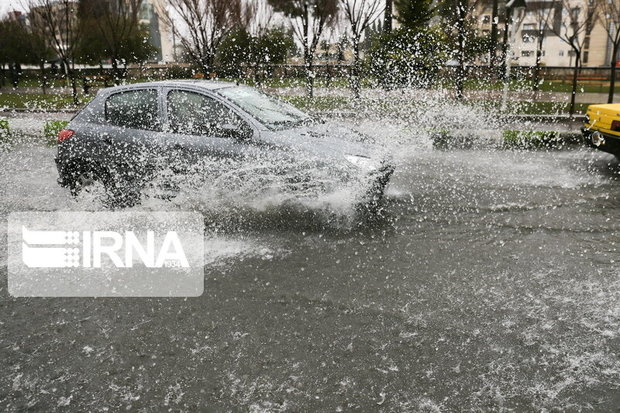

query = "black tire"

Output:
[[68, 161, 141, 208], [67, 161, 110, 196]]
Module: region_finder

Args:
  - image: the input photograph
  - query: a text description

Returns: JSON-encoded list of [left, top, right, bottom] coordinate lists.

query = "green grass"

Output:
[[0, 118, 10, 145], [474, 100, 590, 115], [43, 120, 69, 145], [0, 87, 592, 116], [460, 79, 620, 94], [0, 93, 89, 110], [503, 130, 560, 149], [281, 95, 591, 115]]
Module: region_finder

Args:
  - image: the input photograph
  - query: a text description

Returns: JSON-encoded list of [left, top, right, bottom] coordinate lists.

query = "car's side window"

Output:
[[105, 89, 160, 131], [167, 90, 243, 136]]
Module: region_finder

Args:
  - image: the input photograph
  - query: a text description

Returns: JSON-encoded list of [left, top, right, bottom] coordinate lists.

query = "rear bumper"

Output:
[[55, 157, 72, 187], [582, 128, 620, 157]]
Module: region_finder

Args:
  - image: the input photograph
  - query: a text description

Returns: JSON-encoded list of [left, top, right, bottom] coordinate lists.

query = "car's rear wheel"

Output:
[[68, 162, 140, 207], [68, 162, 108, 196]]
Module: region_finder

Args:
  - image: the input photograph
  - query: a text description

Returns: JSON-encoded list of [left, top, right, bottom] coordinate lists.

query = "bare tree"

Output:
[[78, 0, 151, 85], [340, 0, 384, 97], [526, 1, 558, 91], [27, 0, 81, 104], [268, 0, 339, 97], [246, 0, 274, 36], [594, 0, 620, 103], [549, 0, 596, 116], [440, 0, 483, 100], [25, 16, 54, 94], [160, 0, 250, 75]]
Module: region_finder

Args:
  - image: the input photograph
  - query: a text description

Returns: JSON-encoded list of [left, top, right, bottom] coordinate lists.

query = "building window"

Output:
[[482, 15, 491, 24], [521, 50, 533, 57], [583, 51, 589, 63], [522, 34, 534, 43], [559, 50, 564, 56], [584, 36, 590, 49], [523, 23, 536, 30]]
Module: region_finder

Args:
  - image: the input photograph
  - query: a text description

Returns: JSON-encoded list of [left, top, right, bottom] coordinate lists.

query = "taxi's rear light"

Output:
[[57, 129, 75, 143], [611, 120, 620, 132]]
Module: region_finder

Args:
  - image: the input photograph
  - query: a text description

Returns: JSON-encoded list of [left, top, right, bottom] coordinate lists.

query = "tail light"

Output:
[[57, 129, 75, 143], [611, 120, 620, 132]]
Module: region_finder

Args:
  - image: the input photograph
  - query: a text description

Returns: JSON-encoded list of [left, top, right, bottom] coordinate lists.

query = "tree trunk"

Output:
[[569, 53, 580, 117], [100, 63, 109, 88], [39, 61, 47, 95], [455, 5, 467, 100], [67, 59, 78, 105], [305, 48, 314, 98], [10, 63, 19, 88], [351, 38, 361, 99], [533, 34, 544, 92], [111, 59, 121, 86], [609, 42, 619, 104], [254, 60, 260, 86], [489, 0, 499, 69], [71, 75, 78, 105], [384, 0, 392, 34], [200, 53, 214, 78]]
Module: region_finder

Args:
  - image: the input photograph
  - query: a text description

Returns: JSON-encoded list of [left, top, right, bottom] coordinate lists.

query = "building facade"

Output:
[[475, 0, 618, 67], [139, 0, 174, 63]]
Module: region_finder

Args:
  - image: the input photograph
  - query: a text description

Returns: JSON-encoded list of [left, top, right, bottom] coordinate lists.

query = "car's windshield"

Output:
[[217, 86, 311, 129]]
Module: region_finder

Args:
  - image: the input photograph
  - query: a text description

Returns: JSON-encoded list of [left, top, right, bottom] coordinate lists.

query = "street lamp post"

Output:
[[500, 0, 527, 112]]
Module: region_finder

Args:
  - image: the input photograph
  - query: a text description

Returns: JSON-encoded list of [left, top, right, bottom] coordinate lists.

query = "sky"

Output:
[[0, 0, 26, 18]]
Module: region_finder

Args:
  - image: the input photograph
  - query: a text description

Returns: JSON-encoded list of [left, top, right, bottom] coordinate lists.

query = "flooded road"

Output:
[[1, 131, 620, 411]]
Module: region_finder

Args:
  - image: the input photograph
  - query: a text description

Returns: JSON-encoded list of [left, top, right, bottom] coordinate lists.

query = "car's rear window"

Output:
[[105, 89, 160, 131]]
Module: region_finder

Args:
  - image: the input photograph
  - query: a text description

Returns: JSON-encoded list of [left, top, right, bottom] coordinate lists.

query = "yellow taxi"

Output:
[[583, 103, 620, 156]]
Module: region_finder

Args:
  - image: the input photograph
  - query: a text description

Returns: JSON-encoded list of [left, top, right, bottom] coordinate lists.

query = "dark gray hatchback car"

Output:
[[56, 80, 394, 208]]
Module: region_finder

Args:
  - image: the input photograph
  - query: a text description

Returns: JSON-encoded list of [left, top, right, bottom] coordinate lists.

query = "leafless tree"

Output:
[[77, 0, 146, 85], [594, 0, 620, 103], [526, 1, 558, 91], [441, 0, 482, 100], [269, 0, 339, 97], [27, 0, 81, 104], [549, 0, 596, 116], [246, 0, 274, 36], [340, 0, 384, 97], [160, 0, 252, 75]]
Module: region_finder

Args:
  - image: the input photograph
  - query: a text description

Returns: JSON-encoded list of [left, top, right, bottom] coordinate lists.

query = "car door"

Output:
[[101, 88, 164, 184], [162, 88, 256, 174]]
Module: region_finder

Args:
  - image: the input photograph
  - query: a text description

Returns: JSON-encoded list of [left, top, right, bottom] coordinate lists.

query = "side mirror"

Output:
[[218, 123, 252, 140]]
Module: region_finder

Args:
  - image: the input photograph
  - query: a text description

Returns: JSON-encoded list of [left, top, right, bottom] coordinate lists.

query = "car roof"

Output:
[[98, 80, 238, 94]]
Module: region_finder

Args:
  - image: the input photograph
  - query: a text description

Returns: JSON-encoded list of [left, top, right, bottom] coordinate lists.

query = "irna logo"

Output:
[[9, 212, 204, 297], [21, 227, 189, 268]]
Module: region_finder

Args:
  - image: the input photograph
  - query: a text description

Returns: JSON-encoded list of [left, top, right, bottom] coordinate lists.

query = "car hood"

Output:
[[258, 121, 387, 163]]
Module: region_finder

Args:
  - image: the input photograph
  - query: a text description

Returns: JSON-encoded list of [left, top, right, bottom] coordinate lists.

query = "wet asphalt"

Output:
[[1, 128, 620, 411]]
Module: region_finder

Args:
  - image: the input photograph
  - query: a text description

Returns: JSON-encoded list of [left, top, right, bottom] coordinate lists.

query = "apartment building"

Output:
[[475, 0, 617, 67], [139, 0, 174, 63]]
